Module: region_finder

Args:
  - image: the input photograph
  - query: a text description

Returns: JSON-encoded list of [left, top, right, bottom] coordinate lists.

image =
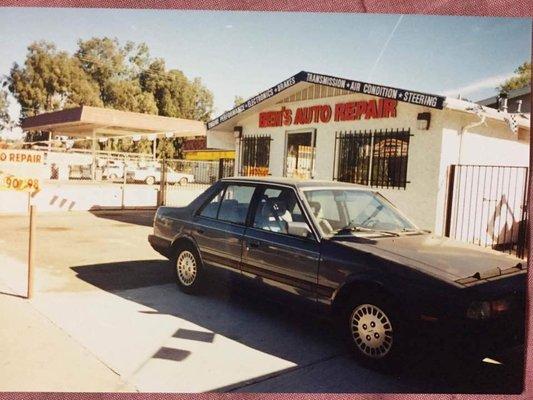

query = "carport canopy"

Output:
[[21, 105, 206, 138]]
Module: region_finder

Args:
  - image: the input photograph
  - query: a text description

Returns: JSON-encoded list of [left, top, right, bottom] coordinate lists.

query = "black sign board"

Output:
[[207, 71, 445, 130]]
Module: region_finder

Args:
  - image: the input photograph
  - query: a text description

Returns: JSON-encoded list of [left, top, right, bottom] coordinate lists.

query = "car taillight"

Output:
[[490, 298, 510, 315]]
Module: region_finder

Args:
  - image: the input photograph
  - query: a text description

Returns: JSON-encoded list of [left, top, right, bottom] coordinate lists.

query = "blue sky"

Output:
[[0, 8, 531, 123]]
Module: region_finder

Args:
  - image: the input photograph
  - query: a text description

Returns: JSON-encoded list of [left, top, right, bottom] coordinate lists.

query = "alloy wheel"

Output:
[[176, 250, 197, 286], [350, 303, 393, 359]]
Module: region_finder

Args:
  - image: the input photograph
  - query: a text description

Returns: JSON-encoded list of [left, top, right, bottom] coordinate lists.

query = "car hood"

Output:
[[333, 233, 525, 282]]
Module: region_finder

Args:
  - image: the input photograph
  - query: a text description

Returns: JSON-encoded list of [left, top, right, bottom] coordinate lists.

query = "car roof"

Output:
[[220, 176, 373, 190]]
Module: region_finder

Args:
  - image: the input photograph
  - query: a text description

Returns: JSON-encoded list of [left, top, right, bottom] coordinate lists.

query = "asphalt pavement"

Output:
[[0, 210, 526, 393]]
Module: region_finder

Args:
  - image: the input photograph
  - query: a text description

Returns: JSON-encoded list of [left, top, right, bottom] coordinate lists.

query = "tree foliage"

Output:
[[9, 41, 102, 117], [233, 95, 245, 107], [139, 59, 213, 121], [156, 137, 176, 159], [498, 61, 531, 94], [8, 37, 214, 156]]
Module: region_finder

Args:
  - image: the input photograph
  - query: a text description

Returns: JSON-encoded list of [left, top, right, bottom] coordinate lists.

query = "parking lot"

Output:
[[0, 210, 525, 393]]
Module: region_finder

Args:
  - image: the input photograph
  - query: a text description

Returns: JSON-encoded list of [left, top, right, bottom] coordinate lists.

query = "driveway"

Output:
[[0, 210, 525, 393]]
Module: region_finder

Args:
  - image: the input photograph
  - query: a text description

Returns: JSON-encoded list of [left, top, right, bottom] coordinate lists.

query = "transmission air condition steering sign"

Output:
[[0, 150, 45, 192]]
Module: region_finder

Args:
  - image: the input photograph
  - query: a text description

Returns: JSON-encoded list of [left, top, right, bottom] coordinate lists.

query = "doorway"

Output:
[[284, 130, 316, 179]]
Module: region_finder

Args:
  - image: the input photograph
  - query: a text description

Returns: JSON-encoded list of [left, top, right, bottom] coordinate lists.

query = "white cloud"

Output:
[[441, 72, 514, 97]]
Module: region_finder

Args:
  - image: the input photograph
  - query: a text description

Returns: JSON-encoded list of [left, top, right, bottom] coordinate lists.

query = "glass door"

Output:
[[285, 130, 316, 179]]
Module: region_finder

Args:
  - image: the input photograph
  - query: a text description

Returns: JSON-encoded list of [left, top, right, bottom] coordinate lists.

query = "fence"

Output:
[[161, 158, 235, 207], [444, 164, 529, 259], [0, 147, 235, 212], [334, 128, 411, 189]]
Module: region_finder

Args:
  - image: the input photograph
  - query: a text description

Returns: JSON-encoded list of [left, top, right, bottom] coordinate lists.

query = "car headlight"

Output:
[[466, 299, 510, 320]]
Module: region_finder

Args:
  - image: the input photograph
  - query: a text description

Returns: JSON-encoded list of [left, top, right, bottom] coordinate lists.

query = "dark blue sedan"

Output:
[[149, 177, 526, 369]]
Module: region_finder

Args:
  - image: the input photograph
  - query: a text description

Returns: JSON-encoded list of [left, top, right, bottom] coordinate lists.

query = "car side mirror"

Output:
[[287, 221, 312, 238]]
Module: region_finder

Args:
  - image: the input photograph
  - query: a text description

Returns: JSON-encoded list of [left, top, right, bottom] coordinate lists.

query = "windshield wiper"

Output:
[[334, 223, 400, 237]]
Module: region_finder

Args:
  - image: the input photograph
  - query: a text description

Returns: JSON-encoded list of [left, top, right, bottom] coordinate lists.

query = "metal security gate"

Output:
[[334, 128, 411, 189], [218, 158, 235, 179], [444, 165, 529, 259], [240, 135, 271, 176]]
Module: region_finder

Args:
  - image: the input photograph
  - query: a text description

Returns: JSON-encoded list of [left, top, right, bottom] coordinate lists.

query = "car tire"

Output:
[[172, 244, 203, 294], [109, 173, 118, 180], [340, 291, 408, 372], [179, 177, 188, 186], [145, 176, 156, 185]]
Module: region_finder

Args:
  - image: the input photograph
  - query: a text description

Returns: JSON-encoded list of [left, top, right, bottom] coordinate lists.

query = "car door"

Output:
[[241, 185, 320, 301], [193, 183, 256, 272]]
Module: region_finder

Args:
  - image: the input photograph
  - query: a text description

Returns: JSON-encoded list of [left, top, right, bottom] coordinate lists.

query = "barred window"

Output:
[[334, 128, 411, 189], [240, 135, 271, 176]]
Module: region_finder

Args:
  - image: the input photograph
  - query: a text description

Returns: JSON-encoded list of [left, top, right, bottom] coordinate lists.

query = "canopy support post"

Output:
[[91, 129, 97, 181]]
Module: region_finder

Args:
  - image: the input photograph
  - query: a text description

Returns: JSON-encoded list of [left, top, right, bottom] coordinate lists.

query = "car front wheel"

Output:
[[172, 245, 203, 294], [145, 176, 156, 185], [342, 293, 407, 371]]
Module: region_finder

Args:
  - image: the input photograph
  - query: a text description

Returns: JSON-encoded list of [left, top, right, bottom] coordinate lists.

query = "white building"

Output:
[[207, 72, 530, 254]]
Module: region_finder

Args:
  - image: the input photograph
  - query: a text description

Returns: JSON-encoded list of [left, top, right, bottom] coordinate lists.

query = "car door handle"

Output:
[[248, 241, 260, 248]]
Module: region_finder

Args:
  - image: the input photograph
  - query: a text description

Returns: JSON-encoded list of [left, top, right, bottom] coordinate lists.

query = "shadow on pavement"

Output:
[[89, 210, 156, 227], [70, 259, 525, 394]]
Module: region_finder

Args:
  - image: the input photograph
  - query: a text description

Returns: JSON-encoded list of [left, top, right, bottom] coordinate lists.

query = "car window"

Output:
[[199, 187, 225, 219], [200, 184, 255, 224], [253, 187, 310, 236]]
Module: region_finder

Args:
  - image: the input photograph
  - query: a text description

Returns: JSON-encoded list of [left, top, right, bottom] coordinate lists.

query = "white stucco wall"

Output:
[[235, 92, 445, 230], [208, 91, 529, 233], [433, 111, 529, 236]]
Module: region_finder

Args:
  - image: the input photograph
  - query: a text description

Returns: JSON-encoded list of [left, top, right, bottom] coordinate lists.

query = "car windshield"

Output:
[[303, 188, 417, 236]]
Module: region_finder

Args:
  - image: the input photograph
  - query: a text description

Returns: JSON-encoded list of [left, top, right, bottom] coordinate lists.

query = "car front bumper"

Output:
[[419, 302, 525, 355]]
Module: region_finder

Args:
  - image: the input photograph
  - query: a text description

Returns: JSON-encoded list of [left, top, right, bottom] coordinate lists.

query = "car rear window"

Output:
[[200, 184, 255, 225]]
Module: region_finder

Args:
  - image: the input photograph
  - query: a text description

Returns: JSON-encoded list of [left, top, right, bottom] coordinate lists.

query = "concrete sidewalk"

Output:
[[0, 279, 134, 392], [0, 211, 524, 393]]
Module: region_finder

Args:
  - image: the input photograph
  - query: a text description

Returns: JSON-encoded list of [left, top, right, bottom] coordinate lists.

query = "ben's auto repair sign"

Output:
[[259, 99, 398, 128], [207, 71, 445, 130], [0, 150, 44, 192]]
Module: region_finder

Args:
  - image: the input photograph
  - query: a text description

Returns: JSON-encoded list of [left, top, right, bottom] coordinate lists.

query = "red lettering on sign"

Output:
[[365, 100, 377, 119], [382, 99, 397, 118], [320, 105, 332, 123], [259, 99, 398, 127], [283, 108, 292, 125], [354, 102, 367, 120], [334, 103, 344, 121]]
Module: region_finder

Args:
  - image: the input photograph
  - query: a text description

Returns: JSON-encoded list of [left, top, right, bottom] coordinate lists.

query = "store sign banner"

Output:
[[304, 72, 445, 109], [207, 71, 445, 130], [207, 74, 303, 130], [0, 150, 45, 192]]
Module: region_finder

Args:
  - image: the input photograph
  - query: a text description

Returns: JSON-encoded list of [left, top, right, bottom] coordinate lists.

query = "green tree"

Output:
[[104, 80, 157, 114], [233, 95, 245, 107], [156, 137, 176, 159], [499, 61, 531, 93], [75, 37, 157, 112], [118, 137, 134, 153], [136, 138, 153, 155], [9, 41, 102, 118], [9, 38, 214, 154], [140, 59, 213, 122]]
